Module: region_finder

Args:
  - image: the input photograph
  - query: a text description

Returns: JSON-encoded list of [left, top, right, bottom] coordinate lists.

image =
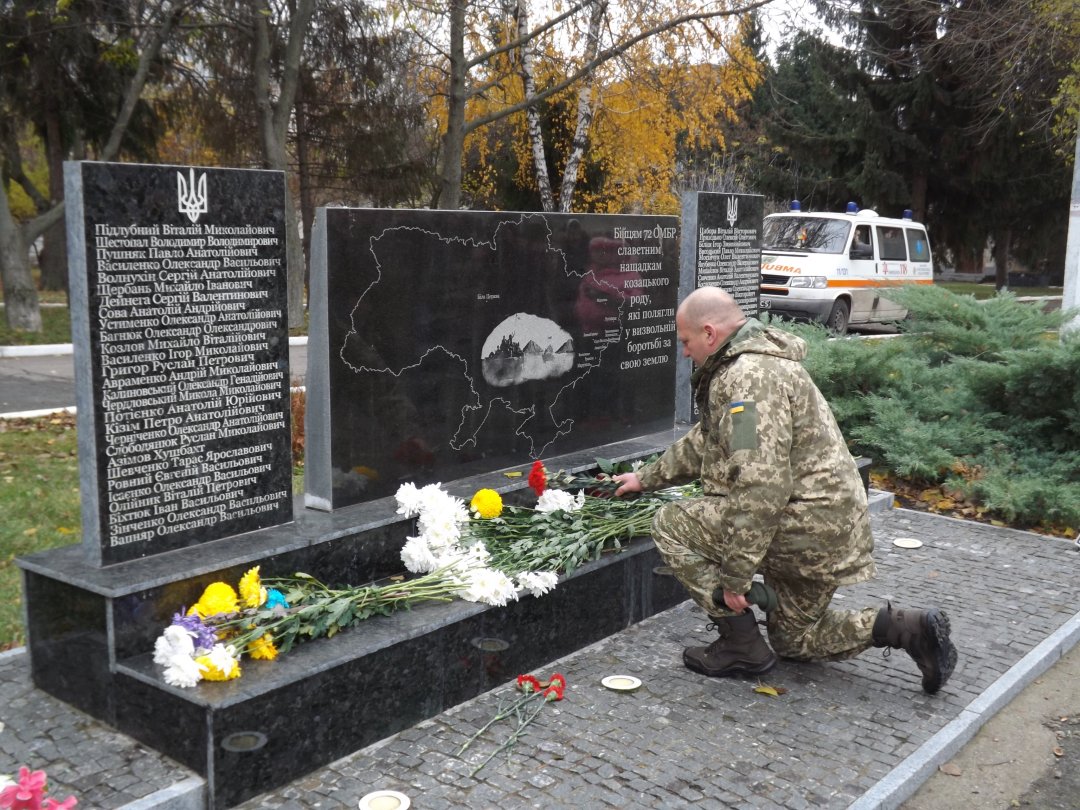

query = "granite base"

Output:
[[17, 432, 686, 809]]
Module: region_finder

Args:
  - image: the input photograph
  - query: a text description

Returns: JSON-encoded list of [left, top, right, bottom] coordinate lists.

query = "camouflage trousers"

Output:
[[652, 500, 878, 661]]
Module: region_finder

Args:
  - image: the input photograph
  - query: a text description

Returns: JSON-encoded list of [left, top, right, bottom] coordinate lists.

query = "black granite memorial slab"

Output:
[[305, 208, 680, 510], [693, 191, 764, 313], [18, 429, 685, 809], [109, 535, 683, 809], [677, 191, 764, 423], [63, 161, 294, 565]]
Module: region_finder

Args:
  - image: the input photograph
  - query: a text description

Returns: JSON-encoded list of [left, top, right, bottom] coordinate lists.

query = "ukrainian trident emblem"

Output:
[[726, 195, 739, 229], [177, 168, 208, 224]]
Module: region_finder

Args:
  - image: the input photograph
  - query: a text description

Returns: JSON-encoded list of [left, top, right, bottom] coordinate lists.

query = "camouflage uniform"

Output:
[[638, 319, 878, 661]]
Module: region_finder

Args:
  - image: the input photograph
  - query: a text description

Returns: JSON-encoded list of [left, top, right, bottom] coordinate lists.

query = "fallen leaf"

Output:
[[57, 526, 74, 534], [939, 762, 962, 776], [23, 527, 37, 536], [504, 471, 523, 478], [1052, 746, 1064, 757], [752, 684, 787, 696]]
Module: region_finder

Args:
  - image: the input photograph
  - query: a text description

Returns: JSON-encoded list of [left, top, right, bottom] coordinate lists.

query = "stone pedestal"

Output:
[[18, 433, 686, 809]]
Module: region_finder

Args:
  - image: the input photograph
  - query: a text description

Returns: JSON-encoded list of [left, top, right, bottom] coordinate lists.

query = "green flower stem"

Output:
[[457, 690, 542, 757], [467, 693, 552, 777]]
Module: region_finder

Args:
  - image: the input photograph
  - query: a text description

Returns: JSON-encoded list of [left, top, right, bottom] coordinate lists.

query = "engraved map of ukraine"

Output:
[[336, 213, 629, 459]]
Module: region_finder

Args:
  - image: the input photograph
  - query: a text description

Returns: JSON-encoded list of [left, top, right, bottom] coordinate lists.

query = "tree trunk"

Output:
[[910, 170, 928, 223], [0, 0, 183, 333], [295, 76, 314, 283], [39, 104, 68, 293], [0, 177, 41, 331], [438, 0, 469, 210], [516, 1, 554, 212], [993, 229, 1011, 290], [253, 0, 314, 328], [558, 0, 605, 213]]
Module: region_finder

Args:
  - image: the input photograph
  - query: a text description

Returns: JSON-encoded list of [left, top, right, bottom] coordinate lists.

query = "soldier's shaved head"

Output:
[[674, 287, 748, 365], [678, 287, 746, 333]]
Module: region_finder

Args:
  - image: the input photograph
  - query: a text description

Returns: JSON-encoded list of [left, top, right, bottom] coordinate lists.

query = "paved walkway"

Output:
[[2, 507, 1079, 809]]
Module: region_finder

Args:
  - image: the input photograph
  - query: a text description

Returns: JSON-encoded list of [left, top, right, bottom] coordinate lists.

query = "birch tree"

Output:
[[405, 0, 776, 210]]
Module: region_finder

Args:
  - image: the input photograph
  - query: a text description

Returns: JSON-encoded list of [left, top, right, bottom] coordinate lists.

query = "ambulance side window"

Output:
[[876, 226, 907, 260], [905, 228, 930, 262], [850, 225, 873, 259]]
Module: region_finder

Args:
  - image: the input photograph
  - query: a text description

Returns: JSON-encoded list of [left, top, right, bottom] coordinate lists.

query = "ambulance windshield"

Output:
[[763, 217, 851, 254]]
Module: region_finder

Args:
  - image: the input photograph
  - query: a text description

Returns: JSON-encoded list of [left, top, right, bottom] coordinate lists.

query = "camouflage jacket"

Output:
[[638, 319, 875, 594]]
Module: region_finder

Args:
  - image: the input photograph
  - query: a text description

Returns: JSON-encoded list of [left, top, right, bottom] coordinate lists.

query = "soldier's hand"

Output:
[[722, 589, 750, 612], [612, 472, 642, 498]]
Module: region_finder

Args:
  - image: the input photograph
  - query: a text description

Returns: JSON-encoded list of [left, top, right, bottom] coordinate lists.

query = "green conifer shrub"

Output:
[[769, 287, 1080, 530]]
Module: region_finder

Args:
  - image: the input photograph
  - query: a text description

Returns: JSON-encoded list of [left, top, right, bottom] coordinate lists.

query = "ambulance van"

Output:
[[758, 202, 933, 333]]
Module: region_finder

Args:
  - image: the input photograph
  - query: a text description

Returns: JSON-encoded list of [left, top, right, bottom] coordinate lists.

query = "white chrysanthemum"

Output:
[[417, 482, 456, 514], [162, 654, 204, 688], [153, 624, 195, 666], [418, 511, 463, 550], [535, 488, 585, 513], [456, 567, 520, 606], [516, 570, 560, 598], [401, 535, 440, 574], [208, 643, 239, 674], [395, 482, 424, 517]]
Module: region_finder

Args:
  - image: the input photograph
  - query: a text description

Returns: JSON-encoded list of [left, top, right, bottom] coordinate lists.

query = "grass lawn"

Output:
[[0, 412, 307, 651], [0, 415, 81, 650], [935, 282, 1062, 299], [0, 304, 72, 345]]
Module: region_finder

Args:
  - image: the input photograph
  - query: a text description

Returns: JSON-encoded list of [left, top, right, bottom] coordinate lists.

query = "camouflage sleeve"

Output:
[[712, 359, 794, 594], [637, 423, 704, 490]]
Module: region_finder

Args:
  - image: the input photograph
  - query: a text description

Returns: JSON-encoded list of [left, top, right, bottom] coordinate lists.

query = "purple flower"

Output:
[[171, 611, 218, 651]]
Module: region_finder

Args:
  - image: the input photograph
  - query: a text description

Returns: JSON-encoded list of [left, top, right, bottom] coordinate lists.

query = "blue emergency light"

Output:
[[903, 209, 913, 220], [790, 200, 801, 211], [846, 201, 858, 214]]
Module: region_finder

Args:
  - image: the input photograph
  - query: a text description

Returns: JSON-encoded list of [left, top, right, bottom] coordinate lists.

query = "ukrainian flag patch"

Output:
[[728, 401, 758, 451]]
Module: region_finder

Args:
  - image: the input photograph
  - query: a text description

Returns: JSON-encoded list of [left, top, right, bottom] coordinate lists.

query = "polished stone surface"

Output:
[[113, 535, 684, 808], [18, 431, 683, 807], [306, 208, 680, 510], [64, 160, 293, 565], [678, 191, 764, 422]]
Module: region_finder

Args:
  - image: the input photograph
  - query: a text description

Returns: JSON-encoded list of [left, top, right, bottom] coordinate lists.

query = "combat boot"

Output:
[[872, 602, 957, 694], [683, 610, 778, 677]]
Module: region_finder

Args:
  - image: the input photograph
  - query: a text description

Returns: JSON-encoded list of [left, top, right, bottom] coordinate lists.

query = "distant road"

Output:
[[0, 340, 307, 417]]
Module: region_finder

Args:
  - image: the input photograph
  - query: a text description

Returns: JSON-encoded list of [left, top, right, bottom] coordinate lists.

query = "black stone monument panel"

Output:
[[676, 191, 765, 423], [64, 161, 294, 565], [694, 191, 764, 314], [307, 209, 679, 509]]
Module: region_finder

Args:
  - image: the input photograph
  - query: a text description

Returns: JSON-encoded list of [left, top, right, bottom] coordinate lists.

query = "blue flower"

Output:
[[265, 588, 290, 610]]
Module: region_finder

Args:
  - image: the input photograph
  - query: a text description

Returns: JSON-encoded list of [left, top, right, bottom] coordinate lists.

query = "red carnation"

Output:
[[543, 684, 565, 701], [516, 673, 541, 693], [528, 461, 547, 496]]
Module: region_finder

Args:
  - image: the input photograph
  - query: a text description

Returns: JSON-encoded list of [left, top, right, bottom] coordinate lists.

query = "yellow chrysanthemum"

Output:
[[187, 582, 239, 619], [248, 634, 279, 661], [470, 488, 503, 519], [239, 566, 267, 609], [195, 654, 241, 681]]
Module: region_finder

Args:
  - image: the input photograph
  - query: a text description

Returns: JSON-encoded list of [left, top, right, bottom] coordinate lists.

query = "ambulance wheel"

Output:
[[826, 299, 850, 334]]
